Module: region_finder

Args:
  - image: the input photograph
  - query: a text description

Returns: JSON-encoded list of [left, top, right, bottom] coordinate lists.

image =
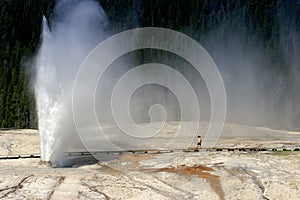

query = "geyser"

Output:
[[34, 0, 300, 166], [34, 0, 108, 162], [33, 0, 226, 165]]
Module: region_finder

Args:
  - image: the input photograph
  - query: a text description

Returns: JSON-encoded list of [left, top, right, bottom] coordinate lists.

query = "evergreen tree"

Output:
[[0, 0, 299, 129]]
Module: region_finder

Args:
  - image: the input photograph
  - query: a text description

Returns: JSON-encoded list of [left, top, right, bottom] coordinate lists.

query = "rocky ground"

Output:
[[0, 124, 300, 200]]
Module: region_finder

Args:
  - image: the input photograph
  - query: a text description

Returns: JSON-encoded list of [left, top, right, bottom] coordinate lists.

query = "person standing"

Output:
[[197, 135, 202, 149]]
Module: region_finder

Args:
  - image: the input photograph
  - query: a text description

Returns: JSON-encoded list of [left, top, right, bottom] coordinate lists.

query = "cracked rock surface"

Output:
[[0, 151, 299, 199]]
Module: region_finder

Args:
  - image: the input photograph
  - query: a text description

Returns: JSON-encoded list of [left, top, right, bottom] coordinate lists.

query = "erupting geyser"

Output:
[[34, 0, 108, 163], [33, 0, 300, 166], [33, 0, 226, 165]]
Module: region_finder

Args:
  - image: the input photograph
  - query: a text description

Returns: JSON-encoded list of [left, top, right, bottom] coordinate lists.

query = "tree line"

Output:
[[0, 0, 299, 129]]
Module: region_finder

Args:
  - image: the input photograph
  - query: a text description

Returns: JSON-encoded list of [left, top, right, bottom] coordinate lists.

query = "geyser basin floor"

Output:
[[1, 122, 299, 157], [0, 126, 299, 199], [0, 151, 299, 199]]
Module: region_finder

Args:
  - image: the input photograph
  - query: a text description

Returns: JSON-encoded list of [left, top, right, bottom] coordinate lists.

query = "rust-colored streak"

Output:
[[121, 153, 155, 162], [120, 154, 225, 199], [120, 153, 155, 169], [143, 165, 225, 200]]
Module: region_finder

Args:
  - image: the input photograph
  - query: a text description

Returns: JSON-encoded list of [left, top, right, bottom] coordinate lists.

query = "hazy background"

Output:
[[0, 0, 299, 131]]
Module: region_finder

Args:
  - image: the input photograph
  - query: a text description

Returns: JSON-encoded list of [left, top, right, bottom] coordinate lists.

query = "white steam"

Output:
[[34, 0, 108, 162], [33, 1, 300, 166]]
